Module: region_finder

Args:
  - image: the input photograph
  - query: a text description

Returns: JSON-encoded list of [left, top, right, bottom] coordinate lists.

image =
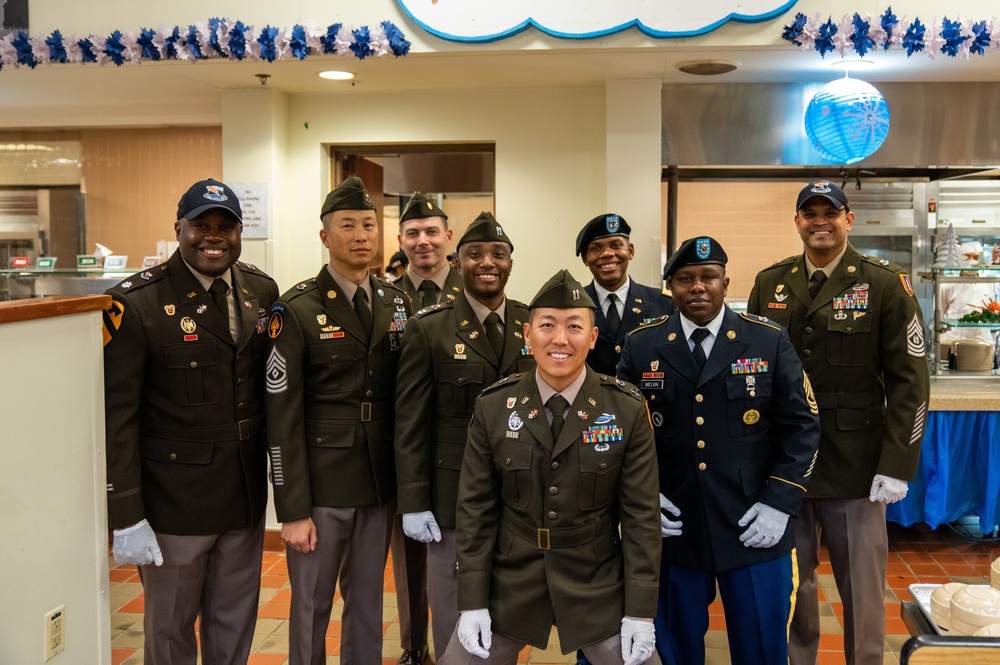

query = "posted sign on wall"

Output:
[[396, 0, 796, 41], [231, 182, 269, 239]]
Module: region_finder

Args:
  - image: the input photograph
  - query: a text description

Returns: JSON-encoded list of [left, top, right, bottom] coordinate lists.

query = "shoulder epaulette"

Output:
[[109, 264, 169, 294], [628, 314, 669, 335], [760, 255, 798, 271], [860, 254, 903, 273], [283, 278, 318, 300], [599, 374, 644, 401], [413, 300, 454, 319], [739, 311, 781, 330], [482, 372, 523, 394], [377, 276, 408, 295], [236, 261, 272, 279]]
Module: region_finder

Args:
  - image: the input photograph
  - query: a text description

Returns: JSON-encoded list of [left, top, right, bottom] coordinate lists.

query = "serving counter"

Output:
[[887, 380, 1000, 534]]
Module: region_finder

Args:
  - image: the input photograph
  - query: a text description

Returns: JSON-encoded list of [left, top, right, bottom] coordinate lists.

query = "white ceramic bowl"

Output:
[[931, 582, 967, 630], [951, 585, 1000, 627], [991, 557, 1000, 591], [974, 622, 1000, 637], [948, 615, 982, 636]]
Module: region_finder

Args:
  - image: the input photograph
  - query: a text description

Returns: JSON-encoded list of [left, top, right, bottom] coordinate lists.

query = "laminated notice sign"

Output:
[[230, 182, 269, 240]]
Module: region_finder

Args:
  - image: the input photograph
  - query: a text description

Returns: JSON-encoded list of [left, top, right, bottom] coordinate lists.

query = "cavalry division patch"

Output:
[[102, 299, 126, 346]]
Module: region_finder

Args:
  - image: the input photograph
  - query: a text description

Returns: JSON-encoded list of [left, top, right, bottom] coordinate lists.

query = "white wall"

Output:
[[0, 308, 111, 665]]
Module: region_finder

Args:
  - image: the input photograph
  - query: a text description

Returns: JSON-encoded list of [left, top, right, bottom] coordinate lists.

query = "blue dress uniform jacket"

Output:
[[103, 250, 279, 534], [618, 307, 820, 572], [584, 280, 674, 376], [394, 295, 535, 528], [455, 368, 661, 652], [264, 267, 410, 522], [746, 244, 930, 498]]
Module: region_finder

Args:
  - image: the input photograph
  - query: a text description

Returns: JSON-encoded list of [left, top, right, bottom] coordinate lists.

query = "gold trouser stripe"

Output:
[[788, 546, 799, 639]]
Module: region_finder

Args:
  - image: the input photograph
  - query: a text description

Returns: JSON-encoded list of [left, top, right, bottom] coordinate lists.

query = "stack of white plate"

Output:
[[931, 582, 967, 630], [974, 623, 1000, 637], [990, 557, 1000, 591], [949, 585, 1000, 635]]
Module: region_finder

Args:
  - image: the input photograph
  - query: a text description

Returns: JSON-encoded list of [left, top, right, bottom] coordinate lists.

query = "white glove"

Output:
[[738, 502, 789, 549], [659, 493, 683, 537], [620, 617, 655, 665], [457, 608, 492, 658], [112, 519, 164, 566], [870, 474, 908, 504], [402, 511, 442, 543]]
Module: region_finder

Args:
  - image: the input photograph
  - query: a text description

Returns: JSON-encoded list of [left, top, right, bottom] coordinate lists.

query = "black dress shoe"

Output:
[[398, 646, 429, 665]]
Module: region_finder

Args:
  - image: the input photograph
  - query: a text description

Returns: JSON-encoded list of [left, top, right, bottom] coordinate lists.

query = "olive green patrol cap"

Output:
[[320, 176, 376, 220], [457, 211, 513, 249], [530, 269, 596, 310], [400, 192, 448, 224]]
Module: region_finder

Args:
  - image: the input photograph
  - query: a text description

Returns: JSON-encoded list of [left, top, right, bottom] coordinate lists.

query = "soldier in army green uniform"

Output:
[[395, 212, 535, 659], [747, 180, 930, 665], [395, 191, 463, 310], [265, 176, 411, 665], [103, 178, 279, 665], [440, 270, 661, 665]]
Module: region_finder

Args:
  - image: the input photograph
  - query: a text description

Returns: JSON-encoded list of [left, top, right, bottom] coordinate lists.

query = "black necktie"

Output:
[[484, 312, 504, 358], [353, 287, 373, 340], [809, 270, 827, 299], [606, 293, 621, 337], [418, 280, 439, 309], [690, 327, 710, 370], [547, 394, 568, 441], [209, 279, 232, 340]]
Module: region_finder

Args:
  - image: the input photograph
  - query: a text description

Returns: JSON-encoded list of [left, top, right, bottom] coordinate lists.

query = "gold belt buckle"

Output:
[[537, 528, 551, 550], [361, 402, 372, 422]]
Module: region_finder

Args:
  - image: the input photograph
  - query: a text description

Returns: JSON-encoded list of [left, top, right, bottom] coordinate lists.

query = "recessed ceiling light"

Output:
[[676, 60, 739, 76], [319, 70, 355, 81]]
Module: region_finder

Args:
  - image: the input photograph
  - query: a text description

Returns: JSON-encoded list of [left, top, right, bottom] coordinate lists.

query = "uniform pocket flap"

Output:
[[725, 374, 772, 400], [164, 341, 218, 369], [141, 436, 213, 465], [495, 440, 532, 470], [578, 443, 624, 473], [836, 405, 885, 431], [305, 420, 356, 448], [307, 341, 360, 364], [440, 361, 484, 387], [436, 442, 466, 470]]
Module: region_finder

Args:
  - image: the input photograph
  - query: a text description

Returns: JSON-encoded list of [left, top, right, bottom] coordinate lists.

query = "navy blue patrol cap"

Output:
[[663, 236, 728, 280], [796, 180, 850, 212], [575, 213, 631, 256], [177, 179, 242, 223]]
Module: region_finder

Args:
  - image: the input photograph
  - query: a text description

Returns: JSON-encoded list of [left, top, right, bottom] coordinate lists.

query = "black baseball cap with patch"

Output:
[[400, 191, 448, 224], [530, 269, 596, 310], [177, 179, 243, 222], [663, 236, 728, 280], [796, 180, 850, 212], [575, 213, 631, 256], [320, 176, 376, 220]]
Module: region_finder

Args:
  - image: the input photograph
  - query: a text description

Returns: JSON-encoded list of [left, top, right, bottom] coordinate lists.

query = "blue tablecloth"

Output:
[[887, 411, 1000, 534]]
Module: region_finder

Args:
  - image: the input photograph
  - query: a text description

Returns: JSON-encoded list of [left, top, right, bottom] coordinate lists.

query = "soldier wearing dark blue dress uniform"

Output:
[[618, 237, 820, 665], [576, 213, 674, 376]]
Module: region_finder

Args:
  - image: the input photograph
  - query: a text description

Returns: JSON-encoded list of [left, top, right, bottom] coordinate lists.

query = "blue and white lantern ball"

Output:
[[804, 77, 890, 165]]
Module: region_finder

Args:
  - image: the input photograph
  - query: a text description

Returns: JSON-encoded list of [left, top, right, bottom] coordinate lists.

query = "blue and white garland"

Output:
[[0, 18, 411, 69], [781, 6, 999, 59]]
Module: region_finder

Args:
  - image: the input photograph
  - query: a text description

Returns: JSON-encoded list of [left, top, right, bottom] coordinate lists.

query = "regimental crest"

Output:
[[650, 360, 659, 371], [508, 411, 523, 431], [456, 344, 466, 354], [776, 284, 785, 293], [605, 214, 620, 233], [506, 397, 516, 409], [695, 237, 711, 259], [180, 317, 197, 334], [317, 314, 327, 326], [204, 185, 228, 201], [164, 304, 176, 316], [364, 192, 373, 206]]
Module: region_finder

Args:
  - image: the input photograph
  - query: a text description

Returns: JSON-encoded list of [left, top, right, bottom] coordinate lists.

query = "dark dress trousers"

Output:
[[455, 368, 661, 653], [584, 280, 674, 377]]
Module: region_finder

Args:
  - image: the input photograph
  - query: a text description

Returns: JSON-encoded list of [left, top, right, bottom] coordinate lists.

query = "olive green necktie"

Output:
[[547, 394, 568, 440]]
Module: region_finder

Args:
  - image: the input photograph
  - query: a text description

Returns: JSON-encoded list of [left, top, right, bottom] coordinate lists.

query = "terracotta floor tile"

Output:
[[270, 588, 292, 603], [111, 648, 136, 665], [708, 614, 727, 631], [260, 574, 288, 588], [817, 650, 847, 665], [119, 597, 144, 613], [248, 655, 288, 665], [110, 568, 139, 583], [818, 633, 843, 651], [908, 562, 946, 576], [518, 645, 532, 663], [327, 621, 342, 637], [258, 603, 290, 620]]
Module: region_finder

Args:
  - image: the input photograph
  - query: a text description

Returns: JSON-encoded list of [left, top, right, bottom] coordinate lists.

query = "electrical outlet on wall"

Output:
[[43, 605, 65, 661]]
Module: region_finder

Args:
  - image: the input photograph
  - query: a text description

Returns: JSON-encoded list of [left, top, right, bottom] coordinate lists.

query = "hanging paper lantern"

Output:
[[803, 77, 890, 165]]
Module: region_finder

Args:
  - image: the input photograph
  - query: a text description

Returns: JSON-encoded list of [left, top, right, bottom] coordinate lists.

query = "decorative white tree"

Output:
[[934, 223, 962, 268]]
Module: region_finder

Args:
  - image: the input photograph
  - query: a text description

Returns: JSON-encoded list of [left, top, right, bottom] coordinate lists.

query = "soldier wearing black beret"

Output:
[[387, 250, 408, 282], [266, 175, 411, 664], [576, 213, 674, 376], [619, 236, 819, 665], [395, 191, 463, 313], [103, 178, 279, 663], [441, 269, 661, 665]]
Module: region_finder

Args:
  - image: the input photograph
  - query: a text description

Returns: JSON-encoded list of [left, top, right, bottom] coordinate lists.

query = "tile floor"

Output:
[[109, 522, 1000, 665]]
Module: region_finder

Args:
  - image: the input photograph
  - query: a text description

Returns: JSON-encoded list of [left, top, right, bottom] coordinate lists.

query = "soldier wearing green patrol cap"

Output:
[[458, 210, 514, 249], [396, 192, 462, 315], [576, 213, 674, 377], [319, 175, 376, 220], [441, 269, 661, 665], [401, 191, 448, 224]]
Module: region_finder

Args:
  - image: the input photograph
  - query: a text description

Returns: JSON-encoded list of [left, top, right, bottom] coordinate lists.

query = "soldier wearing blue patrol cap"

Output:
[[441, 269, 662, 665], [747, 181, 929, 665], [575, 213, 674, 376], [619, 236, 820, 665]]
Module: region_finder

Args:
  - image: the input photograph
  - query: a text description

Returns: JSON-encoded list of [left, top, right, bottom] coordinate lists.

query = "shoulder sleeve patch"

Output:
[[102, 299, 126, 346], [739, 311, 781, 330], [898, 273, 914, 297]]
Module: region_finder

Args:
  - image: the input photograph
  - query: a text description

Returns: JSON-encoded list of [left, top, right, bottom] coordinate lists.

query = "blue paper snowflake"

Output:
[[104, 30, 126, 67], [970, 20, 991, 56], [186, 26, 205, 59], [320, 23, 342, 54], [851, 13, 875, 57], [940, 17, 969, 57], [46, 30, 68, 64], [382, 21, 411, 57], [289, 25, 310, 60], [137, 28, 161, 61], [880, 7, 898, 50], [164, 27, 182, 60], [815, 18, 838, 58], [77, 38, 98, 63], [229, 21, 247, 60], [13, 31, 36, 68], [902, 18, 926, 56], [351, 26, 373, 60], [258, 26, 279, 63], [781, 12, 808, 46]]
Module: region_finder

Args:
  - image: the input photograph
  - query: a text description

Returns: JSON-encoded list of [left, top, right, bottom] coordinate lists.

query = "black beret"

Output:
[[529, 269, 596, 310], [388, 250, 408, 267], [796, 180, 849, 212], [663, 236, 728, 280], [457, 211, 513, 249], [177, 179, 242, 222], [400, 192, 448, 224], [575, 213, 630, 256], [320, 176, 376, 220]]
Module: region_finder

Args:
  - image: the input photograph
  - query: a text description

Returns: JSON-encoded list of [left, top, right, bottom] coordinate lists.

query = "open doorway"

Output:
[[330, 144, 495, 278]]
